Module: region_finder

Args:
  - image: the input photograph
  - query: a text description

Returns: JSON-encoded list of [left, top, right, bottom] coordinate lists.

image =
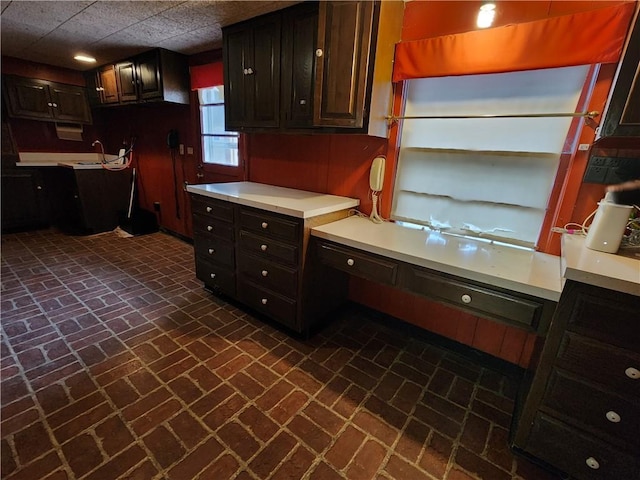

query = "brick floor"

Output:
[[0, 229, 562, 480]]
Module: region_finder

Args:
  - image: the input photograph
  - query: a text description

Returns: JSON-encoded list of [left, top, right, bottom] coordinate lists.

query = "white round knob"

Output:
[[585, 457, 600, 470], [260, 244, 268, 251], [36, 186, 42, 190], [207, 225, 213, 231], [210, 273, 216, 279], [208, 248, 215, 254], [206, 206, 212, 213], [261, 270, 268, 277], [346, 258, 355, 266], [605, 411, 621, 423], [261, 298, 268, 305], [316, 49, 323, 57], [261, 222, 268, 229], [625, 367, 640, 379], [243, 68, 248, 74], [52, 103, 57, 107], [461, 294, 472, 304], [300, 99, 306, 105]]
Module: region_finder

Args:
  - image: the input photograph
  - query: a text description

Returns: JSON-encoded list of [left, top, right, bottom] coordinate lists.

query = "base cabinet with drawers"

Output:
[[514, 280, 640, 480], [191, 193, 351, 334]]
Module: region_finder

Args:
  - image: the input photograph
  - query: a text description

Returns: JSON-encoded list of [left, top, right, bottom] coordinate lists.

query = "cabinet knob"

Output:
[[47, 102, 53, 107], [196, 173, 204, 179], [260, 244, 268, 252], [261, 222, 268, 229], [347, 258, 355, 266], [585, 457, 600, 470], [261, 270, 268, 277], [300, 99, 306, 105], [605, 410, 621, 423], [315, 49, 323, 57], [207, 225, 213, 231], [208, 248, 215, 254], [52, 103, 57, 107], [244, 67, 254, 75], [261, 298, 268, 305], [461, 294, 472, 304], [36, 185, 42, 190], [210, 273, 216, 279], [206, 206, 212, 213], [625, 367, 640, 379]]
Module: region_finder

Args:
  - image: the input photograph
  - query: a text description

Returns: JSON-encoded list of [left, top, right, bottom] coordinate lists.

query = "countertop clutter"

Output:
[[17, 152, 119, 169]]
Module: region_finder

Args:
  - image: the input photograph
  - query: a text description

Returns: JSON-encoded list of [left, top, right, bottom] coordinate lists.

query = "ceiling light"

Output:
[[74, 54, 96, 63], [477, 2, 496, 29]]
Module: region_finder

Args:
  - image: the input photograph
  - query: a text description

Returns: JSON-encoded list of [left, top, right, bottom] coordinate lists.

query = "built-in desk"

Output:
[[311, 216, 561, 335]]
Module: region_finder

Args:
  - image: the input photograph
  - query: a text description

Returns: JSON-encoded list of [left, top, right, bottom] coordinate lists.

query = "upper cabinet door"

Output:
[[116, 61, 138, 102], [314, 1, 375, 128], [224, 14, 281, 130], [98, 65, 119, 104], [4, 77, 52, 119], [136, 51, 163, 100], [49, 84, 92, 123], [281, 2, 319, 128]]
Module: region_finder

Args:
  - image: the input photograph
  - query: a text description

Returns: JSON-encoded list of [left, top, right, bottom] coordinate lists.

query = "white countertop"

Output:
[[311, 216, 563, 301], [186, 182, 359, 219], [16, 152, 118, 170], [561, 234, 640, 296]]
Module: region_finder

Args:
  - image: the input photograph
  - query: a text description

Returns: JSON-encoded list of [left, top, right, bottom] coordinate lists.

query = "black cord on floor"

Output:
[[171, 148, 180, 220]]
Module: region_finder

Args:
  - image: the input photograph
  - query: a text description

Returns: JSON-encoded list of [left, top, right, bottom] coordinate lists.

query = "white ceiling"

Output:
[[0, 0, 300, 71]]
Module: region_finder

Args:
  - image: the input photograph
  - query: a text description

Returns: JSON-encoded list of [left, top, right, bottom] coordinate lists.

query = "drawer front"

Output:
[[193, 213, 234, 241], [401, 265, 541, 329], [238, 231, 298, 266], [191, 194, 234, 222], [195, 260, 236, 297], [194, 236, 235, 268], [567, 285, 640, 352], [527, 413, 640, 480], [237, 254, 298, 298], [316, 242, 398, 286], [239, 208, 300, 242], [237, 280, 297, 329], [557, 332, 640, 397], [542, 369, 640, 447]]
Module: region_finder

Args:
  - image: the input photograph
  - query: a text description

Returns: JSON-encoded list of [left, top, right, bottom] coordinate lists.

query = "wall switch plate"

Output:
[[578, 143, 590, 151], [187, 146, 194, 155], [179, 144, 185, 155]]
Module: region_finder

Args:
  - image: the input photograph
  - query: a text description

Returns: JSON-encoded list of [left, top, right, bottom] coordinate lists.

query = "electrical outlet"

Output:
[[187, 146, 194, 155], [179, 144, 185, 155], [583, 165, 608, 184]]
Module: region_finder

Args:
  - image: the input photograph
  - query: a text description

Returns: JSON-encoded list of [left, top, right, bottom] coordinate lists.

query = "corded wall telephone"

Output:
[[369, 156, 385, 223]]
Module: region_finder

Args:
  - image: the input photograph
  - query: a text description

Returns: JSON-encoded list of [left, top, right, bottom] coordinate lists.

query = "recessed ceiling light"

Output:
[[477, 2, 496, 29], [74, 54, 96, 63]]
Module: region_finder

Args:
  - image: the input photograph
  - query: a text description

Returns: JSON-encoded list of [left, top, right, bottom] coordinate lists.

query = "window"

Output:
[[391, 65, 591, 249], [198, 86, 238, 166]]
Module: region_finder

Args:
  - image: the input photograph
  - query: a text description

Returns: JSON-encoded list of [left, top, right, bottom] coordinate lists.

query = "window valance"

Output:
[[190, 62, 224, 90], [392, 2, 636, 82]]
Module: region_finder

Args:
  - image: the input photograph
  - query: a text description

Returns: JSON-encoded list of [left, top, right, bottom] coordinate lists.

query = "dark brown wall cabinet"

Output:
[[87, 49, 190, 106], [514, 281, 640, 480], [598, 13, 640, 139], [222, 0, 402, 137], [3, 75, 92, 124]]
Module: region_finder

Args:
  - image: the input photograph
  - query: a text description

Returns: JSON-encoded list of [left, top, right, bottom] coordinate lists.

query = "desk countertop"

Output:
[[312, 216, 563, 301], [16, 152, 119, 170], [186, 182, 359, 219]]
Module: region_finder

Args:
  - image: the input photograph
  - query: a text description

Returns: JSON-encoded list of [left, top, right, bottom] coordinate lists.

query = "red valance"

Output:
[[393, 2, 636, 82], [190, 62, 223, 90]]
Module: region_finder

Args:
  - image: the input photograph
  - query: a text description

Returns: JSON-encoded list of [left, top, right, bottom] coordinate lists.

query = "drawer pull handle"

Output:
[[461, 294, 472, 304], [585, 457, 600, 470], [261, 222, 268, 229], [347, 258, 355, 266], [207, 225, 213, 231], [261, 298, 268, 305], [605, 411, 621, 423], [210, 273, 216, 279], [261, 244, 268, 252], [208, 248, 215, 254], [261, 270, 268, 277], [625, 367, 640, 379]]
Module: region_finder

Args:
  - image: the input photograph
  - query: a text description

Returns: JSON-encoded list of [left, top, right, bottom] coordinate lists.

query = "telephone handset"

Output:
[[369, 156, 385, 223], [369, 156, 385, 192]]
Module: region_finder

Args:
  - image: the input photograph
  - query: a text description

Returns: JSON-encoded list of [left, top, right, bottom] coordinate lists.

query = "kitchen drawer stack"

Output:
[[236, 207, 302, 330], [514, 280, 640, 480], [192, 195, 236, 297]]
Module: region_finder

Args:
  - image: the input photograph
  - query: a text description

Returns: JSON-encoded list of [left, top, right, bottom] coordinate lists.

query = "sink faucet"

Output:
[[92, 140, 105, 161]]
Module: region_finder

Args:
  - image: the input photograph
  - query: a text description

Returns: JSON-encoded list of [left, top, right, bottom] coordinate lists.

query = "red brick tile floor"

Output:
[[1, 229, 564, 480]]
